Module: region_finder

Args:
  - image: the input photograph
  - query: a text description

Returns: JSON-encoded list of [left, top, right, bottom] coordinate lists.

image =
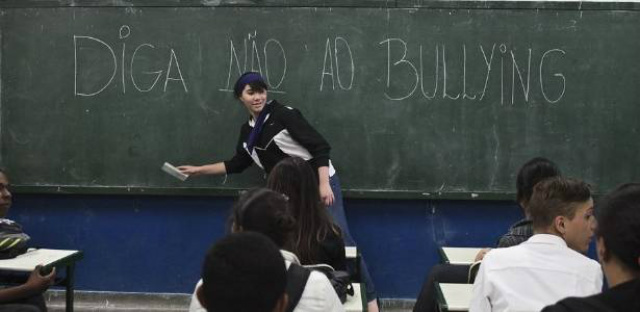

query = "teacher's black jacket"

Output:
[[224, 100, 331, 174]]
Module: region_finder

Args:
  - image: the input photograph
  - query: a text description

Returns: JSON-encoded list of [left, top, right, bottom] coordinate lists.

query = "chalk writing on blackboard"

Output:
[[380, 39, 567, 105], [74, 25, 188, 97]]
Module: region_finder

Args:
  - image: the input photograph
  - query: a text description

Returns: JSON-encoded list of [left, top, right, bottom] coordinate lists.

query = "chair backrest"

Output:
[[468, 261, 482, 284]]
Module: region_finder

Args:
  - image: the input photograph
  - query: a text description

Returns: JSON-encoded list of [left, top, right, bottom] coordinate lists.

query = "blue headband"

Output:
[[235, 72, 265, 95]]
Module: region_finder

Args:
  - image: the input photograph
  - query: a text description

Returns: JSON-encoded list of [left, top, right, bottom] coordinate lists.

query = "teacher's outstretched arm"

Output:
[[178, 162, 226, 176], [177, 125, 254, 177]]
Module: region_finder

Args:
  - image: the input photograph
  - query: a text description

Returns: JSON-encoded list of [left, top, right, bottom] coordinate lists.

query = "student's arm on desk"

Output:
[[468, 261, 491, 312], [474, 248, 491, 262], [0, 266, 55, 303]]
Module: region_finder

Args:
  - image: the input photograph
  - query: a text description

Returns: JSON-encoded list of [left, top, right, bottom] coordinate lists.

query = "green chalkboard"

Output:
[[1, 1, 640, 199]]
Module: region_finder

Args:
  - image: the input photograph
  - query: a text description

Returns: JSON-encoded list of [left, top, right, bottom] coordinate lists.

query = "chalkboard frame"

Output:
[[9, 184, 514, 200], [0, 0, 638, 10]]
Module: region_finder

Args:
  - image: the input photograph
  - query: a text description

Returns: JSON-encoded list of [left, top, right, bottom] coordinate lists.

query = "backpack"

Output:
[[285, 263, 311, 312], [0, 219, 30, 260], [286, 262, 354, 309], [306, 264, 354, 303]]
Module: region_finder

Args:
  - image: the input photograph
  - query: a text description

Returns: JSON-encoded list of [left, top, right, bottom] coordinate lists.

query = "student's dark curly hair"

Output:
[[516, 157, 561, 208], [595, 183, 640, 272], [200, 232, 286, 312], [231, 188, 296, 248]]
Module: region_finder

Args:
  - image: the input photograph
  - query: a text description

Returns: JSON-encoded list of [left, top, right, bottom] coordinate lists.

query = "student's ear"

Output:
[[272, 293, 288, 312], [196, 284, 207, 310], [596, 236, 606, 263], [231, 222, 243, 233], [553, 216, 567, 235]]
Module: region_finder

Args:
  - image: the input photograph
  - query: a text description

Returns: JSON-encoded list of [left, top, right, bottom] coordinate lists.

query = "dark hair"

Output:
[[233, 72, 268, 98], [267, 157, 341, 264], [201, 232, 286, 312], [595, 183, 640, 272], [516, 157, 561, 207], [528, 177, 592, 231], [232, 188, 295, 248]]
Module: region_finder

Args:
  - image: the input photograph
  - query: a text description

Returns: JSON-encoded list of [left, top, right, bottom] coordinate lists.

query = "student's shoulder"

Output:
[[299, 270, 344, 311], [566, 248, 600, 269], [484, 243, 525, 262], [307, 270, 332, 286], [541, 295, 615, 312], [564, 250, 602, 283]]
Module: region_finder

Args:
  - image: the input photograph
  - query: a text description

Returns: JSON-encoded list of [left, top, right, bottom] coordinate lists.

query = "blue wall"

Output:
[[11, 194, 526, 298]]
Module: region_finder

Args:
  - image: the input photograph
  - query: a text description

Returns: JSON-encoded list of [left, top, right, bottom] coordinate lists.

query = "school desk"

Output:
[[436, 283, 473, 312], [0, 248, 83, 312], [438, 247, 484, 265]]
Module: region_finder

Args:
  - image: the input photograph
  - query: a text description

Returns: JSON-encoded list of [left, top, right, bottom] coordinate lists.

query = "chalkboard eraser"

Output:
[[162, 162, 189, 181]]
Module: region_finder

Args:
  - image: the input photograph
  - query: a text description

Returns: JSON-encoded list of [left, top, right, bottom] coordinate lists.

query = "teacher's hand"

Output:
[[177, 165, 202, 176], [319, 182, 335, 207]]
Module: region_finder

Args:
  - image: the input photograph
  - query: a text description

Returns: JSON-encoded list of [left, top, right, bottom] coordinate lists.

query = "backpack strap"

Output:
[[285, 263, 311, 312]]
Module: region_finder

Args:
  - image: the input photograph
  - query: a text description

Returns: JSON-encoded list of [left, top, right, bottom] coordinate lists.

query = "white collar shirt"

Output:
[[470, 234, 603, 312], [188, 249, 344, 312], [280, 250, 345, 312]]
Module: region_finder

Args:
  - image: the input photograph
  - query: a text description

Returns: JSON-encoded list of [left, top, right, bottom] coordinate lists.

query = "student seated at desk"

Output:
[[0, 169, 55, 312], [470, 177, 603, 312], [190, 188, 344, 312], [413, 157, 561, 312], [542, 183, 640, 312], [267, 157, 347, 272], [195, 232, 289, 312]]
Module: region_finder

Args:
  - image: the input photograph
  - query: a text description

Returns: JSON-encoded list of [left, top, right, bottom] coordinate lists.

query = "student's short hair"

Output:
[[595, 183, 640, 272], [232, 188, 295, 248], [528, 177, 591, 230], [233, 72, 269, 98], [200, 232, 286, 312], [516, 157, 561, 206]]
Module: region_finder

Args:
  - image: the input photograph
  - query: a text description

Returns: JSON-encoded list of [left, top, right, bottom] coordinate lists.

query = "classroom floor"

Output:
[[46, 290, 415, 312]]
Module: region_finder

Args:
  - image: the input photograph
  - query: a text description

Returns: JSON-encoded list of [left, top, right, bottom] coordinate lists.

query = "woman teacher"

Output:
[[178, 72, 379, 311]]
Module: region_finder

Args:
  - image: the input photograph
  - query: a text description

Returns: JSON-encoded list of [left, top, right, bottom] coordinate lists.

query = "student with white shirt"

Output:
[[542, 183, 640, 312], [195, 232, 288, 312], [189, 188, 344, 312], [469, 177, 603, 312], [413, 157, 561, 312]]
